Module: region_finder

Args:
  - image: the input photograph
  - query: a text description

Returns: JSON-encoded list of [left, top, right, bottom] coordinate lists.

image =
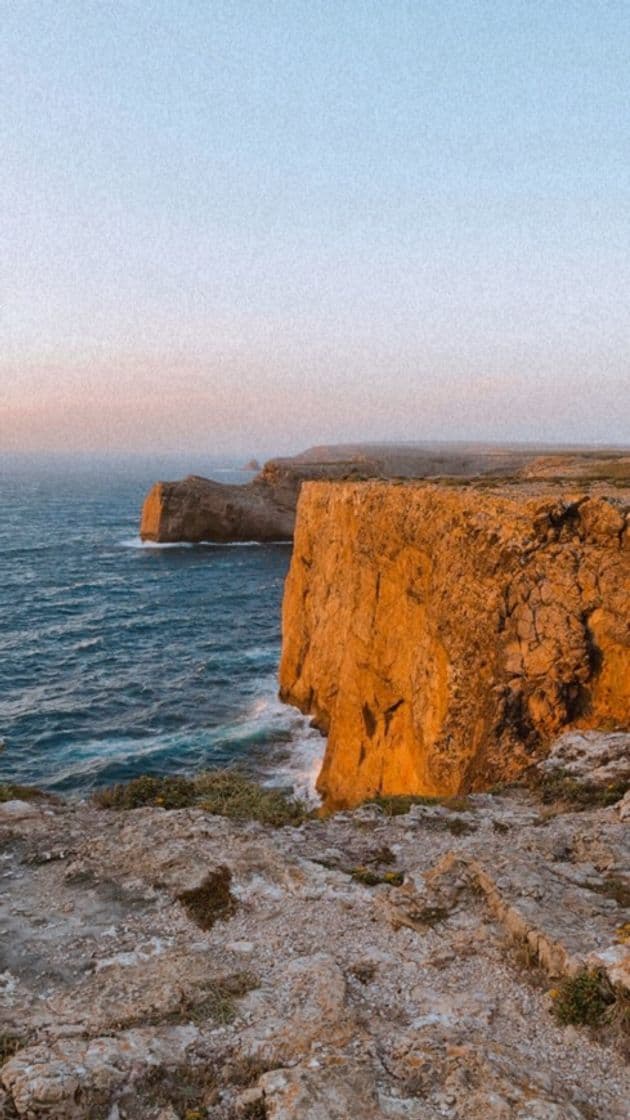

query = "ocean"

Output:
[[0, 455, 323, 798]]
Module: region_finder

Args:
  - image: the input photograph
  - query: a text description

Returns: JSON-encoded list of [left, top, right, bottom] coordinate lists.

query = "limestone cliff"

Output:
[[279, 481, 629, 807], [140, 445, 628, 543], [140, 474, 296, 542], [139, 460, 378, 542]]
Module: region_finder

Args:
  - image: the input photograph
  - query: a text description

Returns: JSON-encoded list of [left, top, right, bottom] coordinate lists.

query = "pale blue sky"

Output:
[[2, 1, 629, 454]]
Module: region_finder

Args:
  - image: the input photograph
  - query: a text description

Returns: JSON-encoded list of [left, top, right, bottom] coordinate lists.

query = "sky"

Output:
[[1, 1, 629, 457]]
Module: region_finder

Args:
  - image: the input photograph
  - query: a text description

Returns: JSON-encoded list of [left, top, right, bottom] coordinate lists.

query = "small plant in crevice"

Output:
[[550, 970, 615, 1027], [241, 1099, 268, 1119], [132, 1064, 218, 1117], [349, 961, 378, 984], [590, 876, 630, 910], [350, 866, 404, 887], [445, 816, 476, 836], [0, 1031, 25, 1062], [177, 866, 236, 930]]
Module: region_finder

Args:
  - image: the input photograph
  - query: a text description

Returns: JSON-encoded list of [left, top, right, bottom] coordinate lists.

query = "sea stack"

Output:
[[279, 479, 630, 807]]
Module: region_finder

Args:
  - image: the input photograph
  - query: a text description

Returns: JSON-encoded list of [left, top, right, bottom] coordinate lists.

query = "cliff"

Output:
[[139, 445, 629, 543], [279, 480, 629, 807], [140, 474, 296, 542], [139, 460, 378, 542]]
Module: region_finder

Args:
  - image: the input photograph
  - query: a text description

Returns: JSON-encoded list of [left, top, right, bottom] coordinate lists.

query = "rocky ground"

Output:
[[1, 745, 629, 1120]]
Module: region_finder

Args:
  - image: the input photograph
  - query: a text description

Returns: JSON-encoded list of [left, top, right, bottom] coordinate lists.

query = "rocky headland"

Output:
[[1, 734, 629, 1120], [279, 478, 629, 808], [4, 450, 629, 1119], [139, 445, 629, 543]]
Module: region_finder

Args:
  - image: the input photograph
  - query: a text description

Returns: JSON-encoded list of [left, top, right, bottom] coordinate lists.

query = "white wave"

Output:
[[119, 537, 291, 549], [197, 540, 292, 547], [242, 682, 325, 805], [199, 540, 260, 547], [119, 537, 193, 550], [268, 726, 325, 806]]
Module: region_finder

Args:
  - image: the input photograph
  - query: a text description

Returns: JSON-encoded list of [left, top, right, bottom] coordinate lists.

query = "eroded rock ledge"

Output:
[[1, 775, 629, 1119], [279, 480, 629, 807]]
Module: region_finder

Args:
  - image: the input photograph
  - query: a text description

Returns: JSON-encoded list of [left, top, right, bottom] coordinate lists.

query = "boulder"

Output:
[[538, 730, 630, 788]]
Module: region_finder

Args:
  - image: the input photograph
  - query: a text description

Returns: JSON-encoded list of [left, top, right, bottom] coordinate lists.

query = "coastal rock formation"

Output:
[[1, 782, 629, 1118], [139, 460, 377, 543], [279, 481, 629, 807], [140, 445, 629, 543], [140, 474, 296, 542]]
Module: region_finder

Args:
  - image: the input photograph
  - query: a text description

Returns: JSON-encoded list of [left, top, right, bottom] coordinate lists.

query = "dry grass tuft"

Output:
[[533, 769, 628, 812], [0, 784, 48, 804]]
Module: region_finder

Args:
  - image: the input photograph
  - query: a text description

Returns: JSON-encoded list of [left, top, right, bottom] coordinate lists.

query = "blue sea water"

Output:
[[0, 456, 323, 796]]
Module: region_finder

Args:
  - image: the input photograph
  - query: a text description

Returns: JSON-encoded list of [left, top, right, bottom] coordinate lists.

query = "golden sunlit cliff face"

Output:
[[279, 481, 629, 808]]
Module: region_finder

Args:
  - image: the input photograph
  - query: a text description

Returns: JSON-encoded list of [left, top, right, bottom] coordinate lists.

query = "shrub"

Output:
[[551, 970, 615, 1026], [350, 867, 404, 887], [365, 793, 473, 817], [177, 866, 236, 930], [0, 783, 47, 804], [366, 794, 442, 816], [93, 774, 196, 810], [94, 770, 307, 827], [195, 771, 306, 827]]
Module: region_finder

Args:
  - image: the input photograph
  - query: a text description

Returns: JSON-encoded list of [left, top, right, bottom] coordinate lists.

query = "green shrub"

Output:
[[551, 970, 615, 1026], [196, 771, 306, 827], [0, 783, 47, 803], [93, 774, 196, 810], [94, 770, 307, 827], [365, 793, 473, 817], [366, 794, 441, 816]]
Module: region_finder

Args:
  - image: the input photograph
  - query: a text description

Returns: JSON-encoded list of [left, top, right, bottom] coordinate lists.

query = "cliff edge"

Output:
[[140, 446, 629, 543], [279, 480, 629, 807]]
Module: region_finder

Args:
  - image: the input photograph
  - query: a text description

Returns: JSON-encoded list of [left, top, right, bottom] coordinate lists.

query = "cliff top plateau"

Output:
[[1, 737, 629, 1119], [139, 445, 629, 542]]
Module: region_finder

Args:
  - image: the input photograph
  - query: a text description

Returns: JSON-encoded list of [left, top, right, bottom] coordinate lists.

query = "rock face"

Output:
[[139, 460, 377, 543], [140, 474, 296, 542], [279, 481, 629, 807]]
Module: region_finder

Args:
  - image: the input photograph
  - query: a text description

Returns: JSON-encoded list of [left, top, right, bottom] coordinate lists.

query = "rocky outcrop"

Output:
[[1, 782, 628, 1118], [140, 445, 629, 543], [539, 730, 630, 788], [139, 460, 378, 543], [140, 474, 296, 542], [279, 481, 629, 807]]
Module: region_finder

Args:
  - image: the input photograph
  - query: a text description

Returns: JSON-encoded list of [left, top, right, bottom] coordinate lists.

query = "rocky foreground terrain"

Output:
[[1, 735, 629, 1120]]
